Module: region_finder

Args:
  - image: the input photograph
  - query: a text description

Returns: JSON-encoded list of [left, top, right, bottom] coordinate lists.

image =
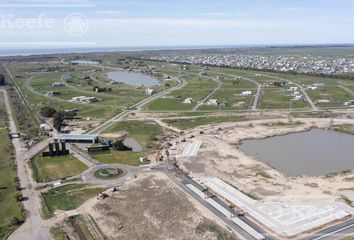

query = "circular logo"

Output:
[[64, 13, 89, 36]]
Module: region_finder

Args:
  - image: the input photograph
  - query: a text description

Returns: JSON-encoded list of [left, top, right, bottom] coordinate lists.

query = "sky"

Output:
[[0, 0, 354, 49]]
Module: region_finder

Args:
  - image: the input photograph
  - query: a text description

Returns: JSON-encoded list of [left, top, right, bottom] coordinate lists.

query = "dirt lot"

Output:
[[90, 173, 238, 240], [175, 118, 354, 203]]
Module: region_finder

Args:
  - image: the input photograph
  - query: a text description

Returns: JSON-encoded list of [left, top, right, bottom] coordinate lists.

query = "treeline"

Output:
[[0, 63, 40, 139], [40, 106, 77, 131]]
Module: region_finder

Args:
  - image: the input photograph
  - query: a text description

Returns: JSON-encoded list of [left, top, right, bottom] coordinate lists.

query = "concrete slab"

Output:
[[202, 177, 353, 237]]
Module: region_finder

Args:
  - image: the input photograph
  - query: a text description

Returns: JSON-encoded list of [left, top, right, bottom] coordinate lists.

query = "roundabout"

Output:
[[82, 163, 139, 185], [93, 167, 124, 180]]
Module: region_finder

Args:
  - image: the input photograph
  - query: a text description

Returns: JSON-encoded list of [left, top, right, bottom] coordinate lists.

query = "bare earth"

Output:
[[90, 173, 238, 240]]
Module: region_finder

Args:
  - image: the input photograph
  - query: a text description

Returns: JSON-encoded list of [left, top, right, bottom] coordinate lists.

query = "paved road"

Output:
[[88, 74, 186, 134], [304, 218, 354, 240], [1, 89, 51, 240], [150, 165, 273, 240], [192, 75, 222, 111], [338, 85, 354, 96], [235, 75, 262, 111], [209, 71, 261, 110]]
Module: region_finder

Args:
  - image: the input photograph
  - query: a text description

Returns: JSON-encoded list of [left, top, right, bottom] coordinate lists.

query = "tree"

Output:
[[111, 139, 132, 151], [0, 74, 5, 86], [53, 111, 65, 131], [40, 106, 56, 118]]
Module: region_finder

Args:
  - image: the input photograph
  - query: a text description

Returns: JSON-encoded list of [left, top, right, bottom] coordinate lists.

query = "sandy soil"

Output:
[[175, 118, 354, 204], [89, 173, 238, 240]]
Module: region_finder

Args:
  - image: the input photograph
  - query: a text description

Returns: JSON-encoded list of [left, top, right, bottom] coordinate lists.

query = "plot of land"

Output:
[[41, 184, 103, 219], [32, 154, 88, 182], [90, 173, 237, 240]]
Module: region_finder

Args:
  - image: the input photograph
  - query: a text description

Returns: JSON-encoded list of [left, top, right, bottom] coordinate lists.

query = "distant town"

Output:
[[151, 54, 354, 75]]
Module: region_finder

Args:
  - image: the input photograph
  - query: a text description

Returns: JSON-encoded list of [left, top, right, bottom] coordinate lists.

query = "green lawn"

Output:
[[103, 120, 162, 149], [41, 184, 103, 219], [91, 150, 142, 166], [306, 86, 352, 108], [91, 121, 163, 165], [32, 155, 88, 182], [0, 93, 24, 239]]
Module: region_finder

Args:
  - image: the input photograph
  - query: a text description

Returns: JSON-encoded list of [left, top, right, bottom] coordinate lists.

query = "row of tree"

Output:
[[40, 106, 77, 131]]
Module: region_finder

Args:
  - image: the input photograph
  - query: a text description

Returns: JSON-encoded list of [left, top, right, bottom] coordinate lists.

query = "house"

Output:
[[46, 91, 61, 96], [241, 91, 252, 96], [307, 86, 318, 90], [288, 86, 299, 92], [40, 123, 52, 132], [183, 98, 193, 104], [206, 99, 218, 106], [69, 96, 97, 104], [293, 95, 304, 101], [317, 99, 330, 104], [344, 100, 354, 106], [145, 88, 156, 95], [51, 82, 65, 87], [139, 157, 151, 164]]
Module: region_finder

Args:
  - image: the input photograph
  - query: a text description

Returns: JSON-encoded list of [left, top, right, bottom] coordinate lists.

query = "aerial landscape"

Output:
[[0, 1, 354, 240]]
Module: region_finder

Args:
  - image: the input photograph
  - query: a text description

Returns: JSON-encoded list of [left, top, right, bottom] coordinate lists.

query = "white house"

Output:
[[69, 96, 97, 104], [183, 98, 193, 104], [317, 99, 330, 104], [241, 91, 252, 96], [307, 86, 318, 90], [145, 88, 155, 95], [52, 82, 65, 87], [293, 95, 304, 101], [40, 123, 52, 132], [344, 100, 354, 106], [288, 86, 299, 92], [206, 99, 218, 106]]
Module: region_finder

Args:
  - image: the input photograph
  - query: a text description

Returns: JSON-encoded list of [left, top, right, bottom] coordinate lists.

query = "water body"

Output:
[[238, 129, 354, 176], [107, 71, 159, 87]]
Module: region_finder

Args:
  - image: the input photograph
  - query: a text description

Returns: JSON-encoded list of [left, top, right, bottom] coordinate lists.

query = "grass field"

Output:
[[92, 121, 162, 165], [144, 75, 216, 111], [32, 154, 88, 183], [41, 184, 103, 219], [306, 86, 353, 108], [0, 92, 24, 239], [259, 88, 309, 109]]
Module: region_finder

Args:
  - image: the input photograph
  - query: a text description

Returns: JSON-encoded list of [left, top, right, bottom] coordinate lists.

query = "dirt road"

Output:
[[1, 89, 51, 240]]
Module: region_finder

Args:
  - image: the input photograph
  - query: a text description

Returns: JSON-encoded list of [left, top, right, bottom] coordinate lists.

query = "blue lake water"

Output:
[[107, 71, 159, 87], [238, 128, 354, 176]]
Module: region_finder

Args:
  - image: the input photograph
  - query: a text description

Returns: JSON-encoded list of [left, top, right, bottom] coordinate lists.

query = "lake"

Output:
[[107, 71, 160, 87], [238, 129, 354, 176]]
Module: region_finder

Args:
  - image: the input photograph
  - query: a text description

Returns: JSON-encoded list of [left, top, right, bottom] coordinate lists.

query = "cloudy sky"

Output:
[[0, 0, 354, 49]]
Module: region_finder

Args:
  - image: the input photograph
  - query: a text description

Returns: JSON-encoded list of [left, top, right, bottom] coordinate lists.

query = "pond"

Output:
[[107, 71, 160, 87], [238, 128, 354, 176]]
